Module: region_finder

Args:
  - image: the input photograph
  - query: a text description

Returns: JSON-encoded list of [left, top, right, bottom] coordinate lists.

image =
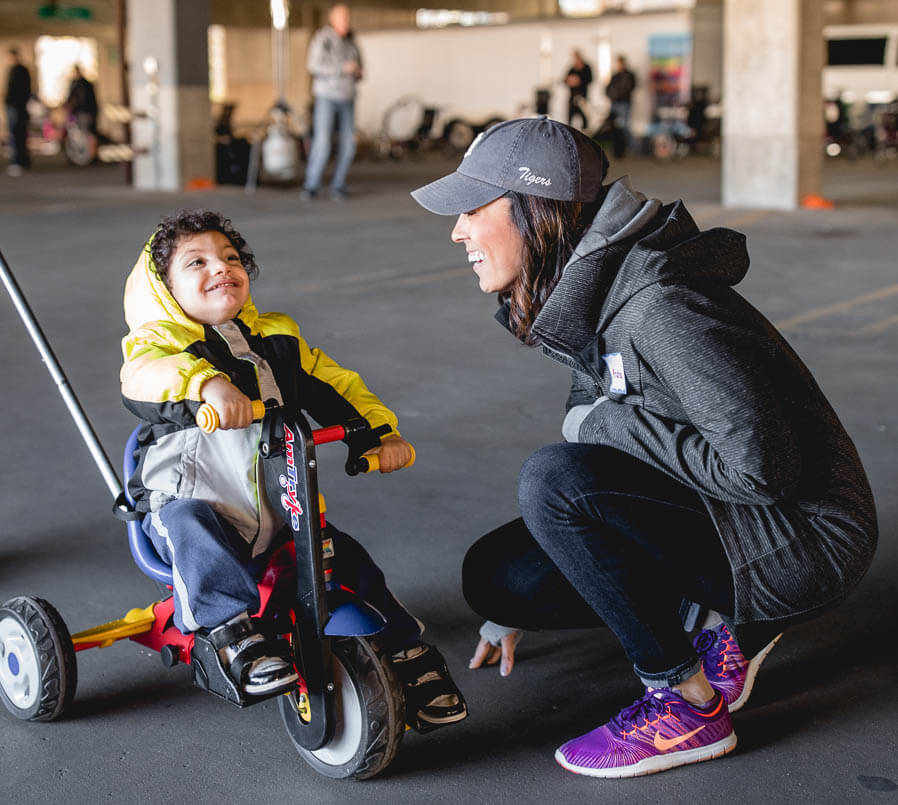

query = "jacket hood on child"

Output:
[[120, 235, 399, 555]]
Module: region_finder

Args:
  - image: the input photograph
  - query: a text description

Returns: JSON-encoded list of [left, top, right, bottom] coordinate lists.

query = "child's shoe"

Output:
[[391, 642, 468, 732], [555, 688, 736, 778], [693, 622, 781, 712], [208, 614, 298, 696]]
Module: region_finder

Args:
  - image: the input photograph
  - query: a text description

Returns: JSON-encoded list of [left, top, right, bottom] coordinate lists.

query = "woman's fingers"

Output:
[[470, 632, 521, 676], [499, 631, 519, 677], [469, 637, 501, 669]]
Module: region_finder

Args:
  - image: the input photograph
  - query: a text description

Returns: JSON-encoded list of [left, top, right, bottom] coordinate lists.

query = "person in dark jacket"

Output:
[[606, 55, 636, 154], [410, 117, 877, 779], [4, 47, 31, 175], [66, 65, 98, 134], [564, 49, 593, 130]]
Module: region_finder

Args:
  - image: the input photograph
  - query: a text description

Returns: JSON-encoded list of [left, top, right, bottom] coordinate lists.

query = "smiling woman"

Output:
[[411, 116, 878, 781], [451, 197, 522, 294]]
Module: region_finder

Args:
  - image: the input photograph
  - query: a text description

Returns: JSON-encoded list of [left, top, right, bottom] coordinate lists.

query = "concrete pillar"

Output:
[[127, 0, 212, 190], [722, 0, 824, 209]]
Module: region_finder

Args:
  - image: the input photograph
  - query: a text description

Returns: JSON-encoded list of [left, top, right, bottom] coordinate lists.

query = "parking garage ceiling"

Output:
[[1, 0, 896, 37]]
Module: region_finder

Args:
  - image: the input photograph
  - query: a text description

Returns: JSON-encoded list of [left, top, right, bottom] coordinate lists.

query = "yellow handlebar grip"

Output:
[[196, 403, 219, 433], [196, 400, 266, 433], [363, 454, 380, 473], [405, 444, 416, 469]]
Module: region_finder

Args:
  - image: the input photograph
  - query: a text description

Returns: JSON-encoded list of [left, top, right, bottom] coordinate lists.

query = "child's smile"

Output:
[[167, 231, 250, 324]]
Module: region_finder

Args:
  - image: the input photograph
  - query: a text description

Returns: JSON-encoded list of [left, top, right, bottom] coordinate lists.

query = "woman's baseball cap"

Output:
[[411, 116, 609, 215]]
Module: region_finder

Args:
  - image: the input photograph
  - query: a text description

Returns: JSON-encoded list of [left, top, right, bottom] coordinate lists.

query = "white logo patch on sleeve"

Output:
[[602, 352, 627, 394]]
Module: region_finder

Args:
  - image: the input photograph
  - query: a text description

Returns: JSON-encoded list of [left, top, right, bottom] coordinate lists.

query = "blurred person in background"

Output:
[[4, 47, 31, 176], [302, 3, 362, 202], [66, 65, 98, 135], [606, 55, 636, 155], [564, 49, 593, 131]]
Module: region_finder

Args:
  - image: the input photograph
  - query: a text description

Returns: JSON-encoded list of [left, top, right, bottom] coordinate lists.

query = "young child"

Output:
[[120, 209, 467, 730]]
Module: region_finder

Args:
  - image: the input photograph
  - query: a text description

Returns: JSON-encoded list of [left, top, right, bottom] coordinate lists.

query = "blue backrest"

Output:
[[123, 428, 174, 586]]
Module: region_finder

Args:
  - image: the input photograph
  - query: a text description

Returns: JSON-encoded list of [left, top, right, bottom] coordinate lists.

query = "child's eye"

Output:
[[227, 254, 241, 262], [188, 258, 204, 268]]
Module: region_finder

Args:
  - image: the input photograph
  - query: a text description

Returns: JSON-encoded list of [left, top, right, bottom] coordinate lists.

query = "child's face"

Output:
[[167, 231, 250, 325]]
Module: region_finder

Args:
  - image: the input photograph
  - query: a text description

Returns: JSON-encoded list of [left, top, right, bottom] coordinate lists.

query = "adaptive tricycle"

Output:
[[0, 250, 414, 780]]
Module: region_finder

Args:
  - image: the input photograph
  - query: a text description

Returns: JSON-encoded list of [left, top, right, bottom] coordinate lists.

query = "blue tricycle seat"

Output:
[[123, 427, 174, 586]]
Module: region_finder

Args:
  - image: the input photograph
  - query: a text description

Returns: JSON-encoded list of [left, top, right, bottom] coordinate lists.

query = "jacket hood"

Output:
[[531, 176, 749, 353], [123, 236, 259, 335]]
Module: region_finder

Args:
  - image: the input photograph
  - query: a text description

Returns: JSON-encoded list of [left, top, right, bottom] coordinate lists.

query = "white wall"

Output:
[[355, 10, 692, 139]]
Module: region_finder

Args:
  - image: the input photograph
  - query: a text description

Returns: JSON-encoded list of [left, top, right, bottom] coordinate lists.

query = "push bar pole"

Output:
[[0, 249, 124, 499]]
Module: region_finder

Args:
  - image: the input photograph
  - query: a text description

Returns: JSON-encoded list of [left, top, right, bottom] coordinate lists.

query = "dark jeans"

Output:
[[463, 443, 780, 687], [145, 499, 421, 651], [5, 105, 30, 168]]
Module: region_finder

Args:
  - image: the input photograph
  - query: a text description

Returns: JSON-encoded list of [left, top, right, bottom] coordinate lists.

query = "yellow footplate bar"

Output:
[[71, 602, 158, 648]]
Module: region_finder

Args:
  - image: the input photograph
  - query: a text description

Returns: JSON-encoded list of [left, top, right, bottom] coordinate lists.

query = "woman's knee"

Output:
[[462, 536, 499, 618], [517, 443, 590, 523]]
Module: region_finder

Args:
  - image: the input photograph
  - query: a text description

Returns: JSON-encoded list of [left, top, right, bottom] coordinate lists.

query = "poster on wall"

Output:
[[648, 32, 691, 109]]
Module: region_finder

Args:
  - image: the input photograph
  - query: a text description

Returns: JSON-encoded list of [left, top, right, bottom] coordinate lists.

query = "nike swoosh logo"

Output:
[[654, 725, 706, 751]]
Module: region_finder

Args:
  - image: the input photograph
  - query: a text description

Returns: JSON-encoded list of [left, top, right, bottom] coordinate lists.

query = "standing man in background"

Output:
[[302, 3, 362, 202], [606, 55, 636, 155], [4, 47, 31, 176], [564, 49, 593, 131]]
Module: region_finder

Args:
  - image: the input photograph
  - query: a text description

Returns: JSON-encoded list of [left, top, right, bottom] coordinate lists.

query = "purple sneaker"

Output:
[[555, 688, 736, 778], [693, 622, 781, 712]]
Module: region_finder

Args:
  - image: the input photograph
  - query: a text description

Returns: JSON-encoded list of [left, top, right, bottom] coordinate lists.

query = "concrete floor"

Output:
[[0, 152, 896, 804]]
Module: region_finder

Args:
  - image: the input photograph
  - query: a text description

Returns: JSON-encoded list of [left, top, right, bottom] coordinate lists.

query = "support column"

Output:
[[722, 0, 823, 209], [127, 0, 212, 190]]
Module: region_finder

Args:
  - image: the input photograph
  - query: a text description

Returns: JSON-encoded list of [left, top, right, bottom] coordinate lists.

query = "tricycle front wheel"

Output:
[[279, 636, 405, 780], [0, 596, 77, 721]]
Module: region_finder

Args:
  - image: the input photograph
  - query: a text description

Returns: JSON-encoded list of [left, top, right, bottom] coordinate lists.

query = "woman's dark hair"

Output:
[[500, 192, 601, 346], [149, 209, 259, 288]]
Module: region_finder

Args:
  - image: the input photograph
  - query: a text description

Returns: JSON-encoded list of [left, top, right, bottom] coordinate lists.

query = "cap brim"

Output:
[[410, 171, 507, 215]]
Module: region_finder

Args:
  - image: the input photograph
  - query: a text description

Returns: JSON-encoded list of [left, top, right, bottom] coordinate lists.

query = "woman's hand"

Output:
[[364, 434, 413, 473], [199, 375, 253, 430], [469, 622, 523, 677]]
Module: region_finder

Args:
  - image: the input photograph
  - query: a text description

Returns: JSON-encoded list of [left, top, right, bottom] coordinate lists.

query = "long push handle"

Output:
[[0, 249, 124, 499]]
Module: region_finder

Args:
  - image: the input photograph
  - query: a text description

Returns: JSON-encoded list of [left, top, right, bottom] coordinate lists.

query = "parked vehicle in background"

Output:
[[823, 24, 898, 105]]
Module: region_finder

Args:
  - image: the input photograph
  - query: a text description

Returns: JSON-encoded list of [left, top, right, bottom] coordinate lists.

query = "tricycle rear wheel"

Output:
[[279, 636, 405, 780], [0, 596, 77, 721]]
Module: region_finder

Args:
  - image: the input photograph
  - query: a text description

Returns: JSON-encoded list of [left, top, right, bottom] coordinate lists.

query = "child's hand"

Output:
[[200, 375, 253, 430], [364, 434, 413, 473]]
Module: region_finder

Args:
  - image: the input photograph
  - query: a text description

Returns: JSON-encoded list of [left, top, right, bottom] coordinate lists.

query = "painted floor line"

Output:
[[774, 282, 898, 332], [854, 313, 898, 336]]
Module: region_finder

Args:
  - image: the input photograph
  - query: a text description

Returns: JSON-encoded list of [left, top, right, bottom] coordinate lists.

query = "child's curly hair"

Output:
[[149, 209, 260, 288]]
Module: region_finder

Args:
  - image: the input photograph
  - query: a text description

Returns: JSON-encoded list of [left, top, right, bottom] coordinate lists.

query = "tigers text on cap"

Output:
[[410, 116, 608, 215]]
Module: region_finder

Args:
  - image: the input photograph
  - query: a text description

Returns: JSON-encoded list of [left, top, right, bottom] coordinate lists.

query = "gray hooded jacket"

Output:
[[521, 177, 877, 625]]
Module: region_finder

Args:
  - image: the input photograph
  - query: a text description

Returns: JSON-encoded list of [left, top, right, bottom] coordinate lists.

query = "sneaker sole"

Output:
[[554, 732, 737, 778], [245, 672, 300, 696], [728, 633, 782, 713]]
